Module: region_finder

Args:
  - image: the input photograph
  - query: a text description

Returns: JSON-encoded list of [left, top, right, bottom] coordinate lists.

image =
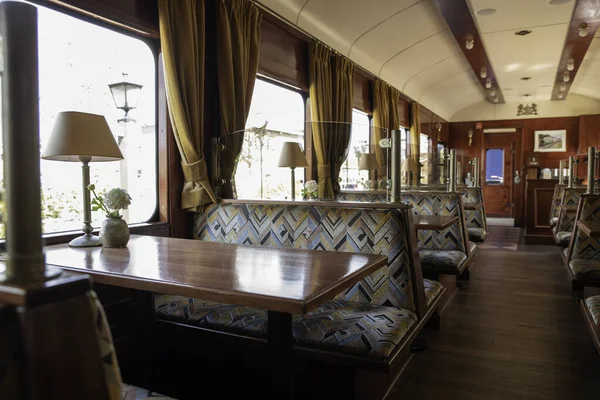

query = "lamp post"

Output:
[[108, 73, 143, 221]]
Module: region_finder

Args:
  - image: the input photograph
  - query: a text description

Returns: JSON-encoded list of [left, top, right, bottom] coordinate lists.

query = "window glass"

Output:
[[419, 133, 430, 185], [486, 149, 504, 185], [235, 79, 305, 199], [340, 110, 370, 189], [0, 4, 156, 238]]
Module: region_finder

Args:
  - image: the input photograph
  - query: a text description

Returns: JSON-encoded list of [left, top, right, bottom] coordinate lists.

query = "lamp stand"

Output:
[[290, 167, 296, 200], [69, 157, 101, 247]]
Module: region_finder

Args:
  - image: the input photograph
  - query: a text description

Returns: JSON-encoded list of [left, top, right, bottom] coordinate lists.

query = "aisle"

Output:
[[390, 226, 600, 400]]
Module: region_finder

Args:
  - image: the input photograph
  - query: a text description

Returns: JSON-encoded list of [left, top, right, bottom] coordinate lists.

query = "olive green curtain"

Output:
[[390, 86, 403, 131], [372, 80, 390, 169], [330, 55, 355, 194], [409, 102, 421, 166], [309, 42, 334, 199], [158, 0, 217, 211], [217, 0, 262, 198]]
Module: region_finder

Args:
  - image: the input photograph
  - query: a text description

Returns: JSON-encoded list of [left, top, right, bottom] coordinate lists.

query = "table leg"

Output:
[[268, 310, 294, 399]]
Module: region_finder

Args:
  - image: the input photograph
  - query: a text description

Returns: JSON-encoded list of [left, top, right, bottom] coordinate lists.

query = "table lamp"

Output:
[[277, 142, 308, 199], [358, 153, 378, 188], [42, 111, 124, 247]]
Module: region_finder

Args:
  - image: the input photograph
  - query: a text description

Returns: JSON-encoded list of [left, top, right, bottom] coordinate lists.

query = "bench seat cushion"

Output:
[[555, 231, 571, 246], [584, 296, 600, 329], [122, 384, 176, 399], [469, 241, 477, 254], [154, 295, 267, 338], [550, 217, 558, 227], [569, 259, 600, 283], [468, 227, 486, 242], [423, 279, 444, 306], [419, 250, 467, 273], [293, 300, 416, 360]]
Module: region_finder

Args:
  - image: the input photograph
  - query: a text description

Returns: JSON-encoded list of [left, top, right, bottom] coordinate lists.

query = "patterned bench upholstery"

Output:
[[553, 188, 585, 247], [400, 191, 473, 276], [155, 202, 442, 360], [424, 279, 445, 306], [461, 187, 488, 242], [549, 185, 565, 227], [584, 296, 600, 330]]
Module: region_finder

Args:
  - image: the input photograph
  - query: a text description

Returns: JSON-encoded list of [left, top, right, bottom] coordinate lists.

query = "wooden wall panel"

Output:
[[578, 114, 600, 155], [354, 69, 372, 113]]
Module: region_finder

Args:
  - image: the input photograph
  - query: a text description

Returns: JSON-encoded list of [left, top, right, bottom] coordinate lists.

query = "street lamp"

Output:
[[108, 73, 143, 123]]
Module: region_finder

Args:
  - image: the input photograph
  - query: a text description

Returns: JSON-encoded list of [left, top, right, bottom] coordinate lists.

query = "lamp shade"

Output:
[[401, 158, 419, 172], [42, 111, 124, 162], [278, 142, 308, 168], [358, 153, 378, 170]]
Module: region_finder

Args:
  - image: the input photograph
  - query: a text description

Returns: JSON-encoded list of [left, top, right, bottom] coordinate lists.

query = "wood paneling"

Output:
[[578, 114, 600, 155], [433, 0, 504, 104], [524, 179, 557, 244], [551, 0, 600, 101], [354, 69, 372, 113]]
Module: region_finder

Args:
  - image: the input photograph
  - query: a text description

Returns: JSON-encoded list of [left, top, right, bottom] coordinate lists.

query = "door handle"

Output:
[[514, 170, 521, 184]]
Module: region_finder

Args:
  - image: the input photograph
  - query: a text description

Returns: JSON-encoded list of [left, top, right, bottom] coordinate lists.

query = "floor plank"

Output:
[[390, 226, 600, 400]]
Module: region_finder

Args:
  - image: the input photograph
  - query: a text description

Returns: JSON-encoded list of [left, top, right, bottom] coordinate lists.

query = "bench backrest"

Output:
[[550, 185, 565, 223], [400, 191, 470, 255], [555, 188, 586, 234], [337, 191, 388, 203], [195, 201, 424, 314], [568, 194, 600, 261], [461, 187, 487, 231]]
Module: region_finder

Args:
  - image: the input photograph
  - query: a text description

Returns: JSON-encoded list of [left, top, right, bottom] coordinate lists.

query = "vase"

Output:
[[100, 216, 130, 248]]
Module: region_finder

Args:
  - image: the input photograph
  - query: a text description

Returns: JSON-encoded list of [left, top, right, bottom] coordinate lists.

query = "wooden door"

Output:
[[482, 133, 516, 217]]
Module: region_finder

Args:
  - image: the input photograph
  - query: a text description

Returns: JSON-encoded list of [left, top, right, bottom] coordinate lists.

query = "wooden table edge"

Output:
[[413, 215, 459, 230]]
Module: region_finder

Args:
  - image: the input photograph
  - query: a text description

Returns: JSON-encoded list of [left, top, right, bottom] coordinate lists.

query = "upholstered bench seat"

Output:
[[569, 259, 600, 283], [418, 250, 467, 274], [555, 231, 571, 246], [423, 279, 444, 306], [469, 241, 477, 254], [122, 384, 176, 399], [550, 217, 558, 227], [468, 227, 486, 242], [584, 296, 600, 330]]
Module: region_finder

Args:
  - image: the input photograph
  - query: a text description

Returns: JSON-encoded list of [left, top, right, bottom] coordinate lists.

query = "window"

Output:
[[0, 4, 157, 240], [235, 79, 305, 199], [486, 149, 504, 185], [340, 110, 370, 189], [419, 133, 430, 185]]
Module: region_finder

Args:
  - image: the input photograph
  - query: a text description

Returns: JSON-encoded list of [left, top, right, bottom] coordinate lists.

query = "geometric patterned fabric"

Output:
[[555, 188, 585, 235], [461, 187, 487, 235], [468, 227, 486, 241], [570, 196, 600, 261], [550, 217, 558, 227], [423, 279, 445, 306], [555, 231, 572, 246], [191, 203, 417, 311], [569, 259, 600, 284], [584, 295, 600, 329], [336, 191, 388, 203], [418, 250, 467, 274], [549, 185, 564, 225]]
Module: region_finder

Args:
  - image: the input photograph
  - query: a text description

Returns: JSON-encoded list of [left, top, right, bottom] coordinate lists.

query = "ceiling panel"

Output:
[[420, 71, 486, 115], [258, 0, 308, 26], [404, 55, 471, 99]]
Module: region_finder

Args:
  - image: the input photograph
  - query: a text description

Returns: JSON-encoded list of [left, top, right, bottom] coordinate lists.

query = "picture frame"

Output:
[[533, 129, 567, 152]]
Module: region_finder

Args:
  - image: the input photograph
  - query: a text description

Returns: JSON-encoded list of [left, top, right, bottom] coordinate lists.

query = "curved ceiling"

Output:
[[258, 0, 600, 121]]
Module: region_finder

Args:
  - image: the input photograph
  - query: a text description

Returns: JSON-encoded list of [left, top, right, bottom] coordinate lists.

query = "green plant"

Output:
[[87, 184, 132, 218]]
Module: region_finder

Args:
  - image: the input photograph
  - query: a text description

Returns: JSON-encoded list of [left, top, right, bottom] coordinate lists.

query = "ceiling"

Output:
[[257, 0, 600, 121]]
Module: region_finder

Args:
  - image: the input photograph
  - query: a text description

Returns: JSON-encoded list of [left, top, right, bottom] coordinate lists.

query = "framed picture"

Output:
[[534, 129, 567, 152]]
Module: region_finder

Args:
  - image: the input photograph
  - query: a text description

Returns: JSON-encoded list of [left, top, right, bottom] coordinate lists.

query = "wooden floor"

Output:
[[390, 226, 600, 400]]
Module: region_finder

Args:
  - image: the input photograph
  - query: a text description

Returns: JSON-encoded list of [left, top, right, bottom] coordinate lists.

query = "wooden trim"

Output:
[[220, 198, 410, 210], [580, 299, 600, 354], [533, 188, 553, 228], [406, 212, 427, 319]]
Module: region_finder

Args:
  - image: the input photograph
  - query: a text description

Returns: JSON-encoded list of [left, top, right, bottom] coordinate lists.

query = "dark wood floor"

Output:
[[391, 226, 600, 400]]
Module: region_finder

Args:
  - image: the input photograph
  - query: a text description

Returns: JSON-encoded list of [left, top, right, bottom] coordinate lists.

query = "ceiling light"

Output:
[[558, 92, 564, 99], [567, 59, 575, 71], [523, 93, 532, 97], [493, 97, 499, 103], [563, 71, 570, 82], [521, 76, 532, 81], [465, 37, 474, 50], [485, 78, 492, 89], [477, 8, 497, 16], [560, 82, 567, 92], [480, 67, 487, 79], [579, 22, 589, 37], [489, 88, 496, 96], [515, 30, 532, 36], [549, 0, 572, 5]]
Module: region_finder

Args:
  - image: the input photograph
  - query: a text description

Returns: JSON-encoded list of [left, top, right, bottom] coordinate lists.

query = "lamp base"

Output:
[[68, 234, 102, 248]]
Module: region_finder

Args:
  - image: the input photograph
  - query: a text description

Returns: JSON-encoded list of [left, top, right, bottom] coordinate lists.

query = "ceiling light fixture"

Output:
[[558, 92, 564, 99], [567, 59, 575, 71], [493, 97, 499, 103], [559, 82, 568, 92], [477, 8, 497, 16], [523, 93, 532, 97], [485, 78, 492, 89], [480, 67, 487, 79], [465, 36, 474, 50], [489, 88, 496, 97], [521, 76, 532, 81], [563, 71, 570, 82], [515, 30, 532, 36], [579, 22, 589, 37]]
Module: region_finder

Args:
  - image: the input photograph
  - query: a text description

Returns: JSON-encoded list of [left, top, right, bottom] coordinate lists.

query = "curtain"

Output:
[[330, 55, 355, 194], [159, 0, 217, 211], [372, 80, 390, 170], [390, 86, 403, 132], [409, 101, 421, 167], [309, 42, 334, 199], [217, 0, 262, 199]]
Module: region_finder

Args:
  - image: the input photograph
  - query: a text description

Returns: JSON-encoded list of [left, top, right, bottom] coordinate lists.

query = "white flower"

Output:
[[305, 180, 318, 193], [103, 188, 132, 211]]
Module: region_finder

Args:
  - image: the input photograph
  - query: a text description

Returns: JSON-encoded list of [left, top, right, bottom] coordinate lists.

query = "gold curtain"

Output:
[[409, 101, 421, 166], [330, 55, 355, 194], [309, 42, 334, 199], [390, 86, 402, 131], [159, 0, 217, 211], [372, 80, 390, 169], [217, 0, 262, 198]]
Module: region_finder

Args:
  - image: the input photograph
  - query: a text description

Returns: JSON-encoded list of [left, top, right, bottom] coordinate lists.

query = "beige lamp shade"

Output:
[[278, 142, 308, 168], [358, 153, 378, 170], [401, 158, 419, 172], [42, 111, 124, 162]]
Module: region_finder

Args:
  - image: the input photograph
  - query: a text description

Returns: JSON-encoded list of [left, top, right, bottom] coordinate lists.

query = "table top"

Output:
[[33, 235, 387, 315], [413, 215, 458, 230], [577, 220, 600, 238]]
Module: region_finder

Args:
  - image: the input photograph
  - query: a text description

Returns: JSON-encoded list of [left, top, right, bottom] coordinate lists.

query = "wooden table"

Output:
[[577, 220, 600, 238], [413, 215, 458, 230], [36, 235, 388, 399]]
